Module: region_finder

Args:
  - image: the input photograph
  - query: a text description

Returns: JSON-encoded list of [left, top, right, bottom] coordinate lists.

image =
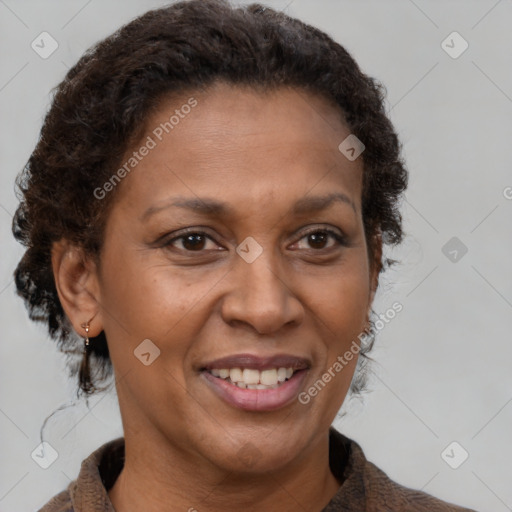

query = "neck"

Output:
[[108, 427, 341, 512]]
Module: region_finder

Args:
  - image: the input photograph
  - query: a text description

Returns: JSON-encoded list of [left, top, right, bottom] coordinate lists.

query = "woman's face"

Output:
[[91, 83, 379, 472]]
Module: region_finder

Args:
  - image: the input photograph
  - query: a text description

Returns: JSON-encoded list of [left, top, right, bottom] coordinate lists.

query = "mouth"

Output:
[[199, 353, 310, 412], [204, 366, 300, 389]]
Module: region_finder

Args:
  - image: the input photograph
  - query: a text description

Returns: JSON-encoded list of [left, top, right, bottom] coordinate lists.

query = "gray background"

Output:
[[1, 1, 511, 511]]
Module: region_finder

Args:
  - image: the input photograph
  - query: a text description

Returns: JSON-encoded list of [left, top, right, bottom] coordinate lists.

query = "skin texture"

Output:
[[52, 82, 381, 512]]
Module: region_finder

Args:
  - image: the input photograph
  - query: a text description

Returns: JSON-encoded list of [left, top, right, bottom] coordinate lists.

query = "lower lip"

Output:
[[201, 370, 308, 412]]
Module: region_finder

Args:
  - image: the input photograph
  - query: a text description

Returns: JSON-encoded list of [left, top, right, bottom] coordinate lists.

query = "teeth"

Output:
[[260, 369, 278, 386], [242, 368, 260, 385], [218, 369, 230, 379], [246, 383, 279, 390], [230, 368, 243, 382], [209, 366, 297, 387], [277, 367, 287, 382]]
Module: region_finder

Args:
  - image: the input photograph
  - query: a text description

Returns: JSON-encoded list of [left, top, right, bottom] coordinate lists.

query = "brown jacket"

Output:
[[38, 428, 476, 511]]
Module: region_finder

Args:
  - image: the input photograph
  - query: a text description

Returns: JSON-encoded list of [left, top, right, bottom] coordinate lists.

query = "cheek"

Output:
[[98, 255, 212, 408], [100, 244, 213, 331], [308, 260, 371, 335], [98, 250, 224, 375], [307, 267, 369, 409]]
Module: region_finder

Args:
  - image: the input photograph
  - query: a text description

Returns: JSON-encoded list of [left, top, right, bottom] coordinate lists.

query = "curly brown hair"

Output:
[[12, 0, 408, 398]]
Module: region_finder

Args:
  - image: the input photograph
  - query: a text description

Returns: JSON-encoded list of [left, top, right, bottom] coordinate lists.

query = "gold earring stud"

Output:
[[80, 321, 90, 351]]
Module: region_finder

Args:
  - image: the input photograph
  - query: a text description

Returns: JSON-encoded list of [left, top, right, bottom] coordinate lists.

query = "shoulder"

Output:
[[38, 488, 73, 512], [37, 437, 124, 512], [326, 427, 478, 512], [361, 456, 476, 511]]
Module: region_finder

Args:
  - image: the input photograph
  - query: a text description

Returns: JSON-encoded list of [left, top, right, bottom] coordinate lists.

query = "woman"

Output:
[[12, 0, 476, 510]]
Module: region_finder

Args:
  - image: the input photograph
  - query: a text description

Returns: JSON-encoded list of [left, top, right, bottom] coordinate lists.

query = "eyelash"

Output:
[[163, 227, 347, 253]]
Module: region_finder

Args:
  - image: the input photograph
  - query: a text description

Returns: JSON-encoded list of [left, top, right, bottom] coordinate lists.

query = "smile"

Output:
[[199, 353, 311, 411], [208, 367, 295, 389]]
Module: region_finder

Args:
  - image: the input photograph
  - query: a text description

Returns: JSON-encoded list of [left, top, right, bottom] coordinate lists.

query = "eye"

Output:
[[293, 228, 346, 251], [165, 230, 221, 252], [161, 226, 346, 254]]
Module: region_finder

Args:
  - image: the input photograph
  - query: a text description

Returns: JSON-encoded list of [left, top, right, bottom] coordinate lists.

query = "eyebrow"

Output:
[[140, 192, 356, 221]]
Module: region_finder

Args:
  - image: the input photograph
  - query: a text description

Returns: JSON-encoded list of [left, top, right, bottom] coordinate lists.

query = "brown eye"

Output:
[[181, 233, 207, 251], [307, 232, 329, 249], [295, 229, 346, 251], [165, 231, 219, 252]]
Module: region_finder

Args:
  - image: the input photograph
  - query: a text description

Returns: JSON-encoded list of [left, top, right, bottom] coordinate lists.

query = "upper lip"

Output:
[[200, 353, 311, 371]]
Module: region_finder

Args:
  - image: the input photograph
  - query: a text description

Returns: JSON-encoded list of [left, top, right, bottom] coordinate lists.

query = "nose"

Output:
[[220, 250, 304, 335]]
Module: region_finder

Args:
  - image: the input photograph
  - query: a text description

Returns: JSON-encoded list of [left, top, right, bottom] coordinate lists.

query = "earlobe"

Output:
[[51, 240, 103, 338]]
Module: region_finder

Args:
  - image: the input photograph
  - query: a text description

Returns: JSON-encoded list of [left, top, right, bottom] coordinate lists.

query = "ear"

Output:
[[51, 239, 104, 338], [368, 229, 383, 306]]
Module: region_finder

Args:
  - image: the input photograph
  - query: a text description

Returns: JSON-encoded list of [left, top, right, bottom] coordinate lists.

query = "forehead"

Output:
[[114, 83, 363, 217]]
